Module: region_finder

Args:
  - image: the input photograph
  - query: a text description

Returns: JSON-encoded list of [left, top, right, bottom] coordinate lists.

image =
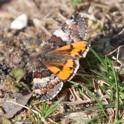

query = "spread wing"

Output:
[[41, 41, 88, 80]]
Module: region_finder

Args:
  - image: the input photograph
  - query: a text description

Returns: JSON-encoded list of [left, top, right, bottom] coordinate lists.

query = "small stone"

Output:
[[33, 18, 42, 27], [10, 14, 28, 30]]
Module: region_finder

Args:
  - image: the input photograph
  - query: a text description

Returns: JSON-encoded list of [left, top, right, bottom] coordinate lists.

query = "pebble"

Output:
[[10, 14, 28, 30]]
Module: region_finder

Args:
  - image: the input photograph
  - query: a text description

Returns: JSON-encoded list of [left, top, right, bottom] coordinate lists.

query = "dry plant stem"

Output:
[[82, 94, 91, 101], [47, 118, 58, 124], [69, 87, 82, 102], [64, 111, 91, 121], [112, 57, 122, 65], [0, 11, 15, 18], [111, 46, 124, 66], [97, 87, 114, 117], [107, 47, 120, 56], [63, 99, 94, 106], [81, 13, 96, 21], [93, 2, 110, 10], [57, 13, 67, 21], [40, 24, 51, 37]]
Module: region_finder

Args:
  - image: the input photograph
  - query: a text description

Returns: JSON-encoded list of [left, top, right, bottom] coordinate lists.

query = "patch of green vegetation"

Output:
[[70, 49, 124, 123], [71, 0, 83, 7], [10, 68, 25, 83], [28, 99, 62, 123]]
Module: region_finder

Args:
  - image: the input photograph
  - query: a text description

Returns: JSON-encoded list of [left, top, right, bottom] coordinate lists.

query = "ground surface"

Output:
[[0, 0, 124, 123]]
